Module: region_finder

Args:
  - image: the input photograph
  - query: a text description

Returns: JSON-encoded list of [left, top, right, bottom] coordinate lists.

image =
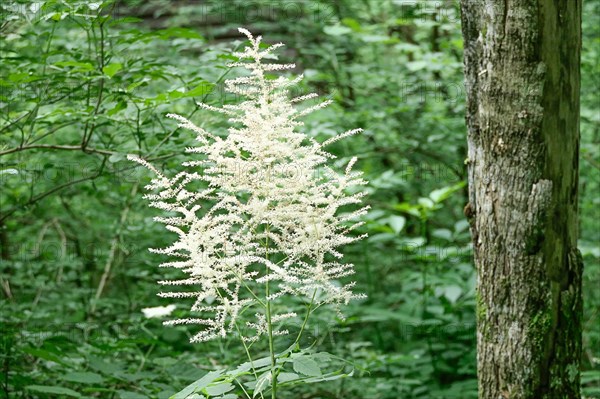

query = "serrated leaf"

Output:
[[229, 356, 272, 376], [205, 382, 234, 396], [303, 369, 354, 383], [277, 372, 299, 383], [293, 356, 322, 377], [62, 371, 104, 384], [22, 347, 71, 367], [252, 371, 271, 398], [170, 370, 223, 399], [87, 355, 123, 374], [26, 385, 81, 397]]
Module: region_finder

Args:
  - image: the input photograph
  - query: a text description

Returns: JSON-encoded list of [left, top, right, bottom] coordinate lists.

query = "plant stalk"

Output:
[[264, 224, 277, 399]]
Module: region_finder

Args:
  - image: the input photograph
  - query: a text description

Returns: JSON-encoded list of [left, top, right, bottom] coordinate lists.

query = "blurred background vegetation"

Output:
[[0, 1, 598, 398]]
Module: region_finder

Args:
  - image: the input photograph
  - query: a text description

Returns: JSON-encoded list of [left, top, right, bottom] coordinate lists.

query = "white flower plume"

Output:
[[130, 28, 368, 343], [142, 305, 177, 319]]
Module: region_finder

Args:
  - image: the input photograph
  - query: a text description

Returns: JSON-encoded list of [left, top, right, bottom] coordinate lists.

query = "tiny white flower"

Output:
[[141, 304, 176, 319]]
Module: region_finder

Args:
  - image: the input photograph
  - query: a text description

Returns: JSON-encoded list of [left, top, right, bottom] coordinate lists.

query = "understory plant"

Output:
[[129, 28, 367, 399]]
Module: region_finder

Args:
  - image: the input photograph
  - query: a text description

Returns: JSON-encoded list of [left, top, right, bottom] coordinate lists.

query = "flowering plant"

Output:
[[130, 28, 367, 399]]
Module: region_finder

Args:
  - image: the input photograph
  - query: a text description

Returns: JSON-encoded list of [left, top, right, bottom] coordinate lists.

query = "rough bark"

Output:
[[460, 1, 582, 398]]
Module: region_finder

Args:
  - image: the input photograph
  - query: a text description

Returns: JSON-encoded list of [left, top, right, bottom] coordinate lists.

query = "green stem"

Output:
[[264, 224, 277, 399], [240, 274, 266, 307], [293, 289, 318, 349], [234, 378, 252, 399], [234, 322, 264, 399], [266, 285, 277, 399]]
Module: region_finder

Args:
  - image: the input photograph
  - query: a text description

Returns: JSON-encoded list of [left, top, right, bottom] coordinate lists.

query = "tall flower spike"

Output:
[[130, 28, 368, 343]]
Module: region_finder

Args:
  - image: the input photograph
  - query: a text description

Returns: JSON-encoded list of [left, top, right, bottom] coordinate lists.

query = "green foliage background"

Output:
[[0, 1, 598, 398]]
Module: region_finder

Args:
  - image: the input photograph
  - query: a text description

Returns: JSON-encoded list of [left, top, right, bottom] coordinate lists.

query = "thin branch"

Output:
[[0, 112, 31, 135], [0, 144, 116, 157], [0, 159, 107, 223], [82, 11, 108, 150], [91, 183, 139, 313], [29, 121, 78, 144]]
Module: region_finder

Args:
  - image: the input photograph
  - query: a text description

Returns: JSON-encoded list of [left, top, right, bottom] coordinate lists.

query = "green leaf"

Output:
[[26, 385, 81, 397], [50, 12, 65, 21], [205, 382, 234, 396], [394, 202, 422, 217], [184, 82, 214, 98], [110, 16, 143, 25], [359, 34, 394, 43], [252, 371, 271, 398], [429, 182, 466, 203], [169, 88, 185, 99], [341, 18, 362, 32], [277, 372, 299, 383], [406, 60, 428, 71], [443, 285, 463, 303], [418, 197, 435, 209], [324, 24, 352, 36], [454, 219, 470, 233], [108, 100, 127, 116], [388, 215, 406, 234], [292, 356, 322, 377], [154, 27, 203, 40], [108, 153, 125, 163], [87, 355, 124, 374], [118, 391, 144, 399], [103, 63, 123, 78], [22, 347, 71, 367], [170, 370, 223, 399], [54, 61, 95, 72], [62, 371, 104, 384], [356, 307, 421, 324], [8, 73, 35, 83], [229, 356, 272, 376], [126, 79, 148, 92], [303, 369, 354, 383], [432, 228, 453, 241]]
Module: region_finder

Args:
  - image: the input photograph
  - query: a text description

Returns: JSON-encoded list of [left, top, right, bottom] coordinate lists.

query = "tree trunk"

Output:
[[460, 1, 583, 398]]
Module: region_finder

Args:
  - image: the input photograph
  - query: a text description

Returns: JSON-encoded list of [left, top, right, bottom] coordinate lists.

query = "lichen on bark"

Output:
[[460, 0, 583, 398]]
